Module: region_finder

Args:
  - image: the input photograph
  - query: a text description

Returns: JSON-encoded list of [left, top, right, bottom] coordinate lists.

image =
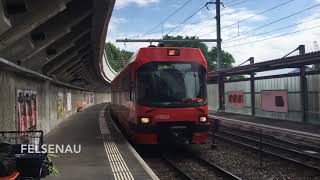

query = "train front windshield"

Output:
[[137, 62, 207, 107]]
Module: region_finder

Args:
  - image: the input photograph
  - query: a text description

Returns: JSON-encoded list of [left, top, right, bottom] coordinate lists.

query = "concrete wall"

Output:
[[0, 70, 110, 134], [95, 92, 111, 104]]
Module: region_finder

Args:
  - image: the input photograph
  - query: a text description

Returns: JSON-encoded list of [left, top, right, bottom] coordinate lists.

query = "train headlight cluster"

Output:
[[140, 117, 151, 124], [199, 116, 207, 123]]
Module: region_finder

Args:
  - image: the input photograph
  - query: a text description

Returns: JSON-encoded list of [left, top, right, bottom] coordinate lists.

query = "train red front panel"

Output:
[[136, 105, 208, 124], [131, 104, 209, 144]]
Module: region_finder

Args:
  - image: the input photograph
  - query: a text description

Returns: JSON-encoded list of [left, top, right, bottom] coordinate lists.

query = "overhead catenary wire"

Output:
[[173, 0, 209, 36], [198, 0, 296, 37], [128, 0, 213, 38], [193, 15, 214, 36], [192, 4, 217, 36], [228, 0, 295, 24], [181, 1, 217, 38], [224, 0, 244, 5], [177, 21, 200, 37], [225, 0, 249, 8], [178, 8, 211, 37], [223, 15, 320, 44], [222, 24, 320, 48], [135, 0, 192, 38], [165, 3, 208, 36], [223, 2, 320, 42]]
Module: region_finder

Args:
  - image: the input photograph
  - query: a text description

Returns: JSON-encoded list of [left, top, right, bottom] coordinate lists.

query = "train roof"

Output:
[[129, 47, 207, 69], [112, 47, 207, 82]]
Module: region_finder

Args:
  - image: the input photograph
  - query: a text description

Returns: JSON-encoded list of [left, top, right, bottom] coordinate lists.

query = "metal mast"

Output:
[[216, 0, 222, 70]]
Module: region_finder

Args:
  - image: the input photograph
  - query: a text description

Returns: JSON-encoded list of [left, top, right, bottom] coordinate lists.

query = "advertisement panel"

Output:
[[261, 90, 288, 113], [67, 92, 72, 112], [17, 89, 37, 131], [90, 93, 94, 104], [24, 90, 32, 130], [86, 93, 89, 104], [83, 93, 87, 105], [30, 90, 37, 129], [57, 92, 65, 118], [228, 91, 244, 109]]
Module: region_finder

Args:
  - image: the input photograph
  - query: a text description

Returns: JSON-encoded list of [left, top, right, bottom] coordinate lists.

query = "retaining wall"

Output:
[[0, 70, 111, 134]]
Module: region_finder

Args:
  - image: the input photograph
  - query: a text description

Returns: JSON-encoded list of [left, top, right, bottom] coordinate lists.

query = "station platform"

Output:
[[45, 103, 159, 180], [209, 111, 320, 147]]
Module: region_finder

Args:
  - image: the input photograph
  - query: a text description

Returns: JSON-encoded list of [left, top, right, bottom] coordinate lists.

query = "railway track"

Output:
[[208, 115, 320, 149], [161, 156, 194, 180], [221, 125, 320, 153], [211, 128, 320, 172], [162, 152, 242, 180], [220, 126, 320, 154]]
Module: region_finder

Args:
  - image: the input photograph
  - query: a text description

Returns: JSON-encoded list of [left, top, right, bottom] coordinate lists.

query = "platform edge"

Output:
[[103, 105, 160, 180]]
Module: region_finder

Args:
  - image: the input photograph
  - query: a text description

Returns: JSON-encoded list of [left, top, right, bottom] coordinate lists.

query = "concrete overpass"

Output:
[[0, 0, 116, 133], [0, 2, 160, 179]]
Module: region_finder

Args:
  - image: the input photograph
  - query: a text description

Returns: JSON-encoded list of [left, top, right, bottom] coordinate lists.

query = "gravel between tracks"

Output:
[[140, 139, 320, 180], [144, 158, 182, 180], [169, 156, 225, 180]]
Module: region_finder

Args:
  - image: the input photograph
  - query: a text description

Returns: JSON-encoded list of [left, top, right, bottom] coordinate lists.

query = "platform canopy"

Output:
[[0, 0, 117, 91]]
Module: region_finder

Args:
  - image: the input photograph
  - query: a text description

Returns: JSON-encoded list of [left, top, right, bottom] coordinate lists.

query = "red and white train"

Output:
[[111, 47, 209, 144]]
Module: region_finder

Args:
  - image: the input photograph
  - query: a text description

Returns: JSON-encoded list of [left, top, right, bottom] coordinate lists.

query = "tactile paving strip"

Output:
[[99, 107, 135, 180]]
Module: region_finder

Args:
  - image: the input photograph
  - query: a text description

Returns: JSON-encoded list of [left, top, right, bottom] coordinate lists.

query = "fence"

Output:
[[208, 71, 320, 124]]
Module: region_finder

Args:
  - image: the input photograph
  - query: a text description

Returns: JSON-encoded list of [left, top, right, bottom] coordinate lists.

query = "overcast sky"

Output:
[[107, 0, 320, 66]]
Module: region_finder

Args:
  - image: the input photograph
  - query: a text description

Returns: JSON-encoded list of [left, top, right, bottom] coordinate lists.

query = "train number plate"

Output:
[[155, 115, 170, 120]]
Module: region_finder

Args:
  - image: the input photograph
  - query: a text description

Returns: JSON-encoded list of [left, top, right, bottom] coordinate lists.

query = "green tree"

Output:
[[105, 42, 133, 72], [207, 47, 235, 71], [313, 64, 320, 70]]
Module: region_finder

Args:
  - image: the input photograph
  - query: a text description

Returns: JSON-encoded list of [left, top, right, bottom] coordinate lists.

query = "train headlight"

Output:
[[140, 117, 151, 124], [199, 116, 207, 123]]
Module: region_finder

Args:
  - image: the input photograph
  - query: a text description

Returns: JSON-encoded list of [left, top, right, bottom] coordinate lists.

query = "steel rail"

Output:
[[162, 156, 195, 180], [162, 154, 242, 180], [220, 126, 320, 152], [218, 129, 320, 161], [195, 155, 242, 180], [212, 132, 320, 172]]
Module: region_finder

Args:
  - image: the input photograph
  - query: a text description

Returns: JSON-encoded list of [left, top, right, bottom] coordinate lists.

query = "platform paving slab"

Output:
[[103, 106, 159, 180], [45, 103, 113, 179], [44, 103, 158, 180]]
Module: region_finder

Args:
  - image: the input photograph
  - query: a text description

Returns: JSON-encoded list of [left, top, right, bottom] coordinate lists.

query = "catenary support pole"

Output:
[[249, 57, 255, 116], [215, 0, 224, 111], [216, 0, 222, 70], [299, 45, 308, 122]]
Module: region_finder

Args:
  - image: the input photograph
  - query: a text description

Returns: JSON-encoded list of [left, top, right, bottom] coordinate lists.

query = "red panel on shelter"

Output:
[[261, 90, 288, 113], [228, 91, 244, 109]]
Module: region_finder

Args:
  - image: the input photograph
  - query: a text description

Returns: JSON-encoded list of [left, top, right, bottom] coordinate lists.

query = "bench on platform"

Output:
[[76, 100, 85, 112]]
